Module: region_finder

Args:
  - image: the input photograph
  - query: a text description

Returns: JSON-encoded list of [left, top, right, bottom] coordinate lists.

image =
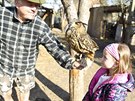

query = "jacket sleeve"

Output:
[[39, 26, 72, 69], [104, 84, 127, 101]]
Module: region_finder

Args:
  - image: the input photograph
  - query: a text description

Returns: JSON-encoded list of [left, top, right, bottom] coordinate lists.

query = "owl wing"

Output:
[[77, 33, 99, 53]]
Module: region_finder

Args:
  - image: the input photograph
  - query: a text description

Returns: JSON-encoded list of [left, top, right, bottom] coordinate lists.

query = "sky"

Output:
[[42, 0, 131, 11], [42, 0, 62, 11], [107, 0, 131, 6], [2, 0, 62, 11]]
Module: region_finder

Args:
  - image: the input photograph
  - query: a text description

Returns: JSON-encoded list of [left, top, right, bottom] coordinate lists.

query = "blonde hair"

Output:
[[113, 43, 132, 74]]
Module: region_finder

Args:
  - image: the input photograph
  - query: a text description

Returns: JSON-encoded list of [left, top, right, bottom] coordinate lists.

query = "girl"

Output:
[[83, 43, 135, 101]]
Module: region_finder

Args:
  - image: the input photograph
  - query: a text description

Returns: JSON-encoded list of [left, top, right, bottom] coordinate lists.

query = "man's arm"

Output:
[[39, 27, 85, 69]]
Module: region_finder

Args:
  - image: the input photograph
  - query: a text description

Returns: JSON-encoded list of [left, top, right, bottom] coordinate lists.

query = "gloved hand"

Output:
[[71, 58, 87, 70]]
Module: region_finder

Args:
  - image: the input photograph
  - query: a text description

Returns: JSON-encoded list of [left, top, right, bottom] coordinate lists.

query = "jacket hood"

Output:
[[119, 74, 135, 92]]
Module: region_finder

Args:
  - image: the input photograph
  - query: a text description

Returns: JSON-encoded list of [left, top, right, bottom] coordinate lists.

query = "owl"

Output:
[[65, 20, 99, 61]]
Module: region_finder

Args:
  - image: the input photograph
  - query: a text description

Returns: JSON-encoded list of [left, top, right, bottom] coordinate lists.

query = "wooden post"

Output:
[[69, 57, 93, 101], [69, 48, 85, 101], [69, 69, 84, 101], [69, 46, 93, 101]]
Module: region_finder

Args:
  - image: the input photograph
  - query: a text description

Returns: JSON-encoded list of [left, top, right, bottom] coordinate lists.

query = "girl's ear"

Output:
[[116, 60, 119, 64], [114, 61, 119, 67]]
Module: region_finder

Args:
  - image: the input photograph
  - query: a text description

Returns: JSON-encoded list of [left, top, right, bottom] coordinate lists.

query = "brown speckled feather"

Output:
[[65, 20, 99, 60]]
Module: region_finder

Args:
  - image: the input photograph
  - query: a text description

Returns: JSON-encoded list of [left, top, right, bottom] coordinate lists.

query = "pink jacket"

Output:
[[83, 67, 135, 101]]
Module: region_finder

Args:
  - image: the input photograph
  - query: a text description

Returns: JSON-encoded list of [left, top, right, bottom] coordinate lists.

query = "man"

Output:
[[0, 0, 84, 101]]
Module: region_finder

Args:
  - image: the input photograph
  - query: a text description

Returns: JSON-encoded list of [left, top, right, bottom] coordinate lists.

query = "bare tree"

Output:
[[61, 0, 78, 23], [61, 0, 100, 26]]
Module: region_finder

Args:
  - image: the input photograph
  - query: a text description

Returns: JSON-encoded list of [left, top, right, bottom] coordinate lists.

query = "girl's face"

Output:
[[101, 49, 117, 69]]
